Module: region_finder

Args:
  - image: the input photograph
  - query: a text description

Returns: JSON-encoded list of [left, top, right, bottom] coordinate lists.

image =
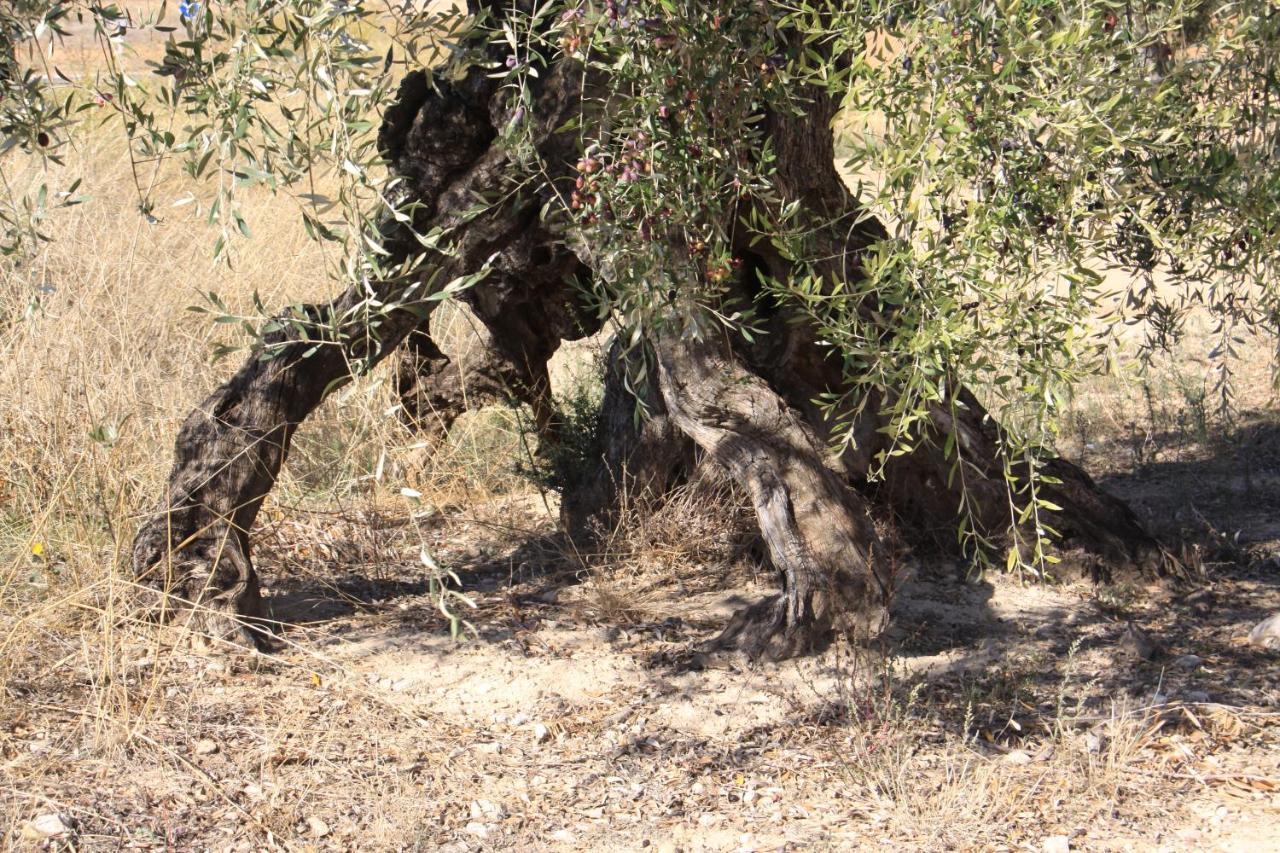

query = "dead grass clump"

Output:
[[566, 469, 765, 619]]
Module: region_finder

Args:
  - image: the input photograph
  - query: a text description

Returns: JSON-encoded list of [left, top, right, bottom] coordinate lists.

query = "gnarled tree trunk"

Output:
[[133, 1, 1184, 655]]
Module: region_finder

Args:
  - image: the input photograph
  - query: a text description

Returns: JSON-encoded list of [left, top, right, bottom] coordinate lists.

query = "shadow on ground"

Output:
[[252, 417, 1280, 745]]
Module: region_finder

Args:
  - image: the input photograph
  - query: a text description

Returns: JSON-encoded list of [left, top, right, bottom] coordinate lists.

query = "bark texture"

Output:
[[559, 339, 696, 543], [655, 328, 892, 659], [132, 58, 592, 642]]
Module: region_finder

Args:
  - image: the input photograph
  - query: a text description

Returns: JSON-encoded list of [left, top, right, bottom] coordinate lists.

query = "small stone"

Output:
[[533, 723, 551, 744], [1042, 835, 1070, 853], [194, 738, 219, 756], [464, 821, 490, 839], [307, 816, 330, 838], [1248, 613, 1280, 648], [1082, 731, 1104, 754], [470, 799, 505, 821], [1004, 749, 1033, 766], [1174, 654, 1204, 670], [551, 829, 577, 843], [22, 813, 72, 839], [510, 711, 530, 727]]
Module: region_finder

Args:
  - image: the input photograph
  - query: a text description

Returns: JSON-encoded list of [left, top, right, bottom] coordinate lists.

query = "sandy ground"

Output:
[[6, 444, 1279, 850]]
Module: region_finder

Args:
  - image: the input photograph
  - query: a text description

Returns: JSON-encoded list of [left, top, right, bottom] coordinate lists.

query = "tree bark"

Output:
[[395, 260, 601, 440], [132, 60, 590, 642], [559, 338, 696, 543], [654, 327, 893, 659]]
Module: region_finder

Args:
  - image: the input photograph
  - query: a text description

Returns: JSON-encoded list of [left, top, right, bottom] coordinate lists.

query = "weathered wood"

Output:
[[396, 262, 602, 440], [654, 327, 893, 659], [131, 58, 590, 641]]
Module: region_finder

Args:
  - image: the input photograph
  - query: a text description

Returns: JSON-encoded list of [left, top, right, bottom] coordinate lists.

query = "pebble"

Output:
[[1042, 835, 1070, 853], [1004, 749, 1033, 766], [1174, 654, 1204, 669], [307, 816, 330, 838], [533, 723, 552, 744], [464, 821, 490, 839], [22, 813, 72, 840], [1248, 613, 1280, 648], [551, 829, 577, 843], [194, 738, 219, 755]]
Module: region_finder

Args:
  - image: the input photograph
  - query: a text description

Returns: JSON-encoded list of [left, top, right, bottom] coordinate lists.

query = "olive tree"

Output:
[[4, 0, 1277, 657]]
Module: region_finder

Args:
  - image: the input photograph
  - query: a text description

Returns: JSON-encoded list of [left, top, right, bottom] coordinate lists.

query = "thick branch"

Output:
[[131, 60, 591, 638], [654, 326, 893, 659]]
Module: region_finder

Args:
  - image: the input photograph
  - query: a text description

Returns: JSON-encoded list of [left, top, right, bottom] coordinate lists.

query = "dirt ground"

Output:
[[4, 428, 1279, 851]]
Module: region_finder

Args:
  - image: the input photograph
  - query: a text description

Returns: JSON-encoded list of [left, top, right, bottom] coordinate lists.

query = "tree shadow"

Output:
[[1095, 418, 1280, 546], [251, 413, 1280, 740]]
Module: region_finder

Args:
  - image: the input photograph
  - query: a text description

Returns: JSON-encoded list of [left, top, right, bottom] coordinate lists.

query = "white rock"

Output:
[[1004, 749, 1033, 766], [22, 813, 72, 839], [194, 738, 219, 755], [551, 829, 577, 843], [533, 723, 552, 744], [1042, 835, 1070, 853], [470, 799, 506, 821], [307, 816, 330, 837], [1248, 613, 1280, 648], [511, 711, 530, 727], [464, 821, 490, 839]]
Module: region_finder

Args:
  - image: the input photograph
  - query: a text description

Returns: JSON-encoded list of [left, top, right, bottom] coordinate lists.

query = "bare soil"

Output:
[[4, 432, 1280, 851]]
